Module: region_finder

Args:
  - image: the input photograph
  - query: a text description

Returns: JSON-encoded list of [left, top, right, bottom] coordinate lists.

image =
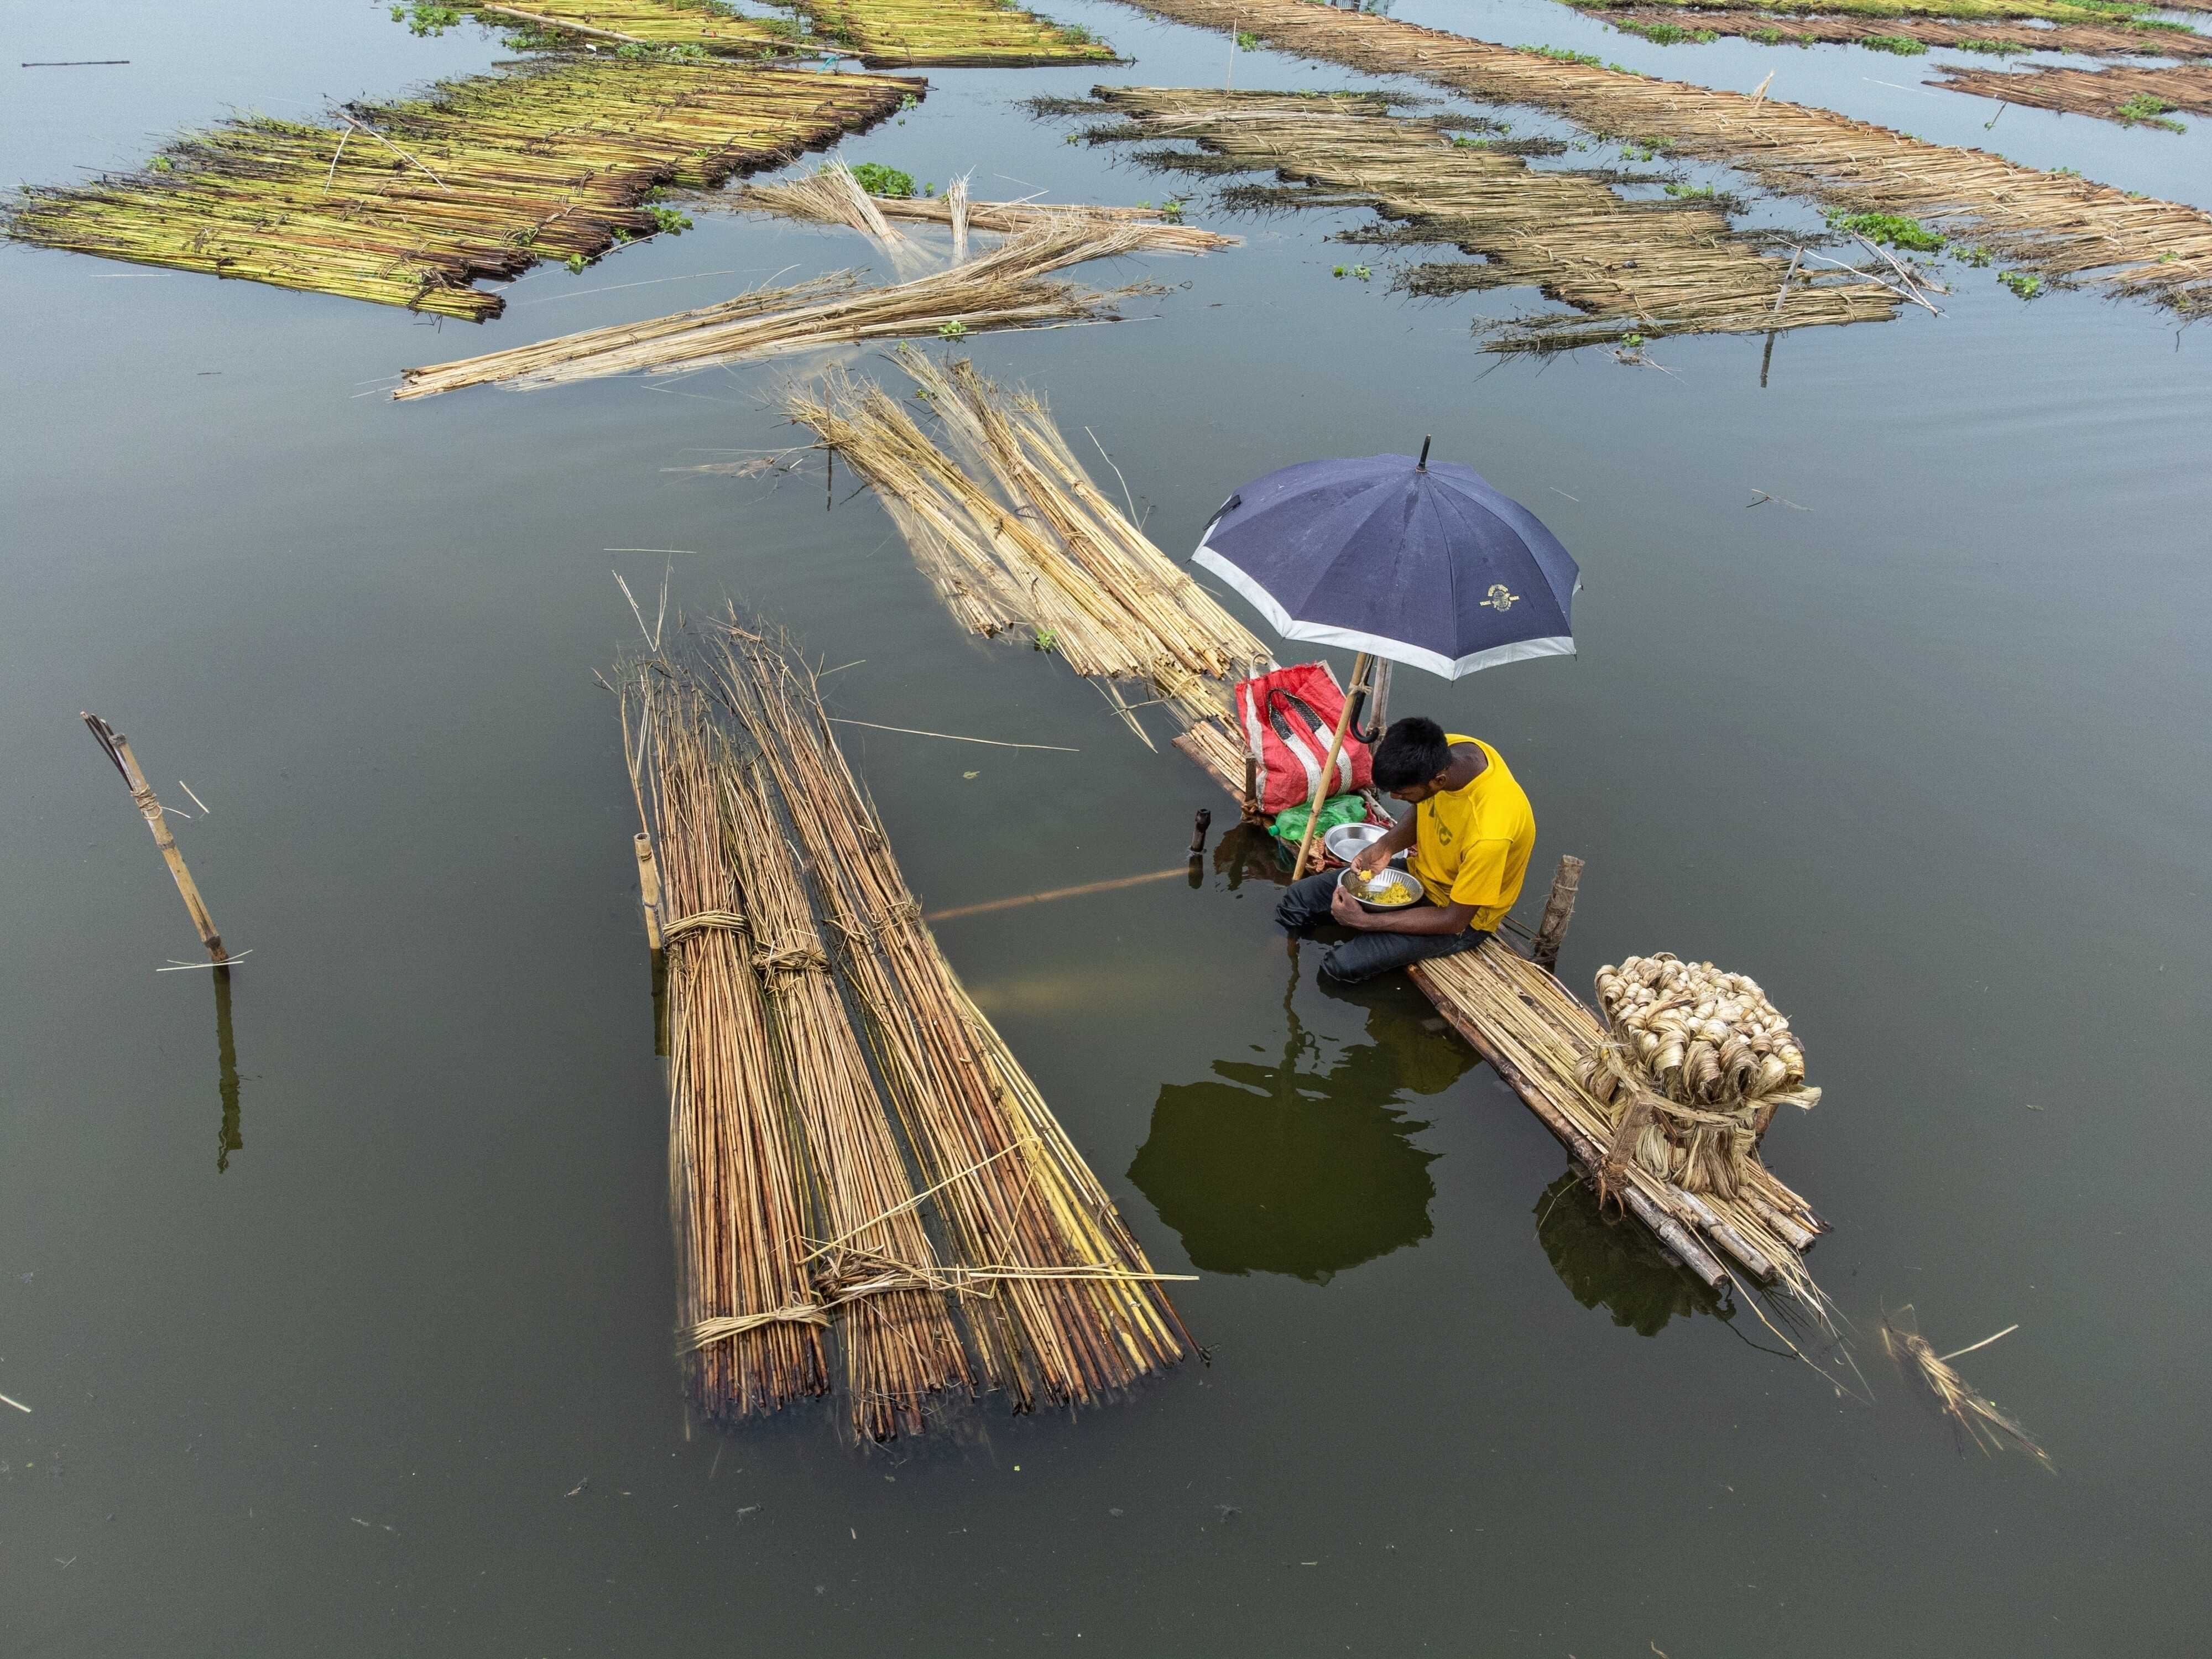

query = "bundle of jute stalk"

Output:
[[718, 758, 974, 1438], [738, 161, 1238, 257], [711, 623, 1191, 1407], [395, 216, 1168, 397], [1410, 942, 1826, 1309], [786, 351, 1269, 756], [629, 671, 830, 1420], [1581, 954, 1820, 1200]]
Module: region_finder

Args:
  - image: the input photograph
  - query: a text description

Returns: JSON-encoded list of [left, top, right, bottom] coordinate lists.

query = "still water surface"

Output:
[[4, 2, 2209, 1653]]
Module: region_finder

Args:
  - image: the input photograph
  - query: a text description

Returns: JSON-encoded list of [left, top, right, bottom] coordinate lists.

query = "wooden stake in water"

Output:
[[82, 713, 228, 967]]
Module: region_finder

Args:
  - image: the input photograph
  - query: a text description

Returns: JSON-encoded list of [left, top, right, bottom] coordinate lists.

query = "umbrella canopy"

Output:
[[1193, 450, 1579, 680]]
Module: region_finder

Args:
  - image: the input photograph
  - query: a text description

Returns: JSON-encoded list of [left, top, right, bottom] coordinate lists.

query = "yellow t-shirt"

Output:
[[1406, 736, 1536, 931]]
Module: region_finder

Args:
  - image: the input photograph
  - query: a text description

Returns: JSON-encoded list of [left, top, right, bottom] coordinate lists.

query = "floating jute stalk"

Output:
[[617, 624, 1190, 1430], [738, 166, 1239, 255], [468, 0, 1120, 65], [708, 623, 1190, 1409], [784, 349, 1269, 770], [719, 756, 973, 1438], [1588, 9, 2212, 61], [7, 59, 916, 319], [82, 713, 227, 967], [1881, 1305, 2050, 1465], [624, 671, 828, 1420], [395, 216, 1176, 397], [1112, 0, 2212, 316], [1074, 87, 1901, 349], [1931, 62, 2212, 126]]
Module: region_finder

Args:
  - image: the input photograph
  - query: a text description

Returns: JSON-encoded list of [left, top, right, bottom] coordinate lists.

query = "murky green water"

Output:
[[6, 2, 2209, 1653]]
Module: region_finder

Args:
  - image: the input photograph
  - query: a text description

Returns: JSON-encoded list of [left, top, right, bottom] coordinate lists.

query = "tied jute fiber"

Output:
[[1583, 953, 1821, 1199]]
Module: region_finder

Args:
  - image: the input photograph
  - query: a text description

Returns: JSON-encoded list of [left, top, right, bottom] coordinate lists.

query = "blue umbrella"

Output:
[[1193, 440, 1579, 680]]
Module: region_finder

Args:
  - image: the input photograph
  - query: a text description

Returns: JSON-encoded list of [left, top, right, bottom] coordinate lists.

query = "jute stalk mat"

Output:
[[473, 0, 1120, 65], [623, 624, 1188, 1437], [1933, 62, 2212, 123], [1112, 0, 2212, 314], [4, 59, 912, 319], [1081, 87, 1901, 349], [1590, 9, 2212, 58]]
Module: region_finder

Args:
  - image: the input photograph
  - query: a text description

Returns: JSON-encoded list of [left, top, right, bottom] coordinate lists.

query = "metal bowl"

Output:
[[1337, 863, 1422, 912], [1323, 821, 1402, 867]]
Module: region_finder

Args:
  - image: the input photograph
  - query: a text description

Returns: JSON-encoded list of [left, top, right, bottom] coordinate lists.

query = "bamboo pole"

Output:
[[1290, 654, 1369, 879], [82, 713, 227, 967], [1530, 853, 1583, 971]]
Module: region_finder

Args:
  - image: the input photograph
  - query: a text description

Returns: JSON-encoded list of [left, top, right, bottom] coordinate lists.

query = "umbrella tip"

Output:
[[1416, 435, 1432, 471]]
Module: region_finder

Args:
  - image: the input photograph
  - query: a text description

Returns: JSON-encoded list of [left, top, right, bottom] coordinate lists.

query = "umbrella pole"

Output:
[[1291, 654, 1369, 880]]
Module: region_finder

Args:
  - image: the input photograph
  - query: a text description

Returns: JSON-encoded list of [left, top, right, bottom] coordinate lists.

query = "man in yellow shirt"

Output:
[[1275, 717, 1536, 984]]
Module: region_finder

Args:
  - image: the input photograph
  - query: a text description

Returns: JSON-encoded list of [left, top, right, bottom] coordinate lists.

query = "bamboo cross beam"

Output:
[[82, 713, 228, 967]]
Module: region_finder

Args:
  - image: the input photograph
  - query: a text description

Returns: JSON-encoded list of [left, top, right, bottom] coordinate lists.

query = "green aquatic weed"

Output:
[[1826, 210, 1944, 252], [2115, 94, 2184, 132], [848, 162, 916, 197]]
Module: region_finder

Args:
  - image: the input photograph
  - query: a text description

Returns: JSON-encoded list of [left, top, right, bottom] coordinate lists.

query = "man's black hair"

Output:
[[1371, 716, 1451, 791]]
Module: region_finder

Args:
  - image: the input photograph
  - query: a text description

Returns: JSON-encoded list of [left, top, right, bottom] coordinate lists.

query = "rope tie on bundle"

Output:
[[660, 907, 748, 944], [680, 1303, 831, 1352], [752, 942, 831, 979], [1586, 953, 1822, 1202]]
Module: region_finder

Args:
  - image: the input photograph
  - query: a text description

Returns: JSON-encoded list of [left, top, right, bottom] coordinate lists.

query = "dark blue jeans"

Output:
[[1274, 871, 1489, 983]]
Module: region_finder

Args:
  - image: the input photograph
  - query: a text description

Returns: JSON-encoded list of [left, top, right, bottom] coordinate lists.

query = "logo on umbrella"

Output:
[[1480, 584, 1520, 612]]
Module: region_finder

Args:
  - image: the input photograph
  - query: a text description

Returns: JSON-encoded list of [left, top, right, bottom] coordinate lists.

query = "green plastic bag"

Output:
[[1269, 792, 1368, 847]]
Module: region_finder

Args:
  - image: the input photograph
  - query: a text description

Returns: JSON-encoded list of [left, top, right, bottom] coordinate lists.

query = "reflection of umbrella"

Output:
[[1195, 439, 1579, 872]]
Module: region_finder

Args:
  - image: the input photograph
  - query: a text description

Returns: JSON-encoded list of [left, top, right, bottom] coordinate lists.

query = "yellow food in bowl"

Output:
[[1353, 870, 1417, 907]]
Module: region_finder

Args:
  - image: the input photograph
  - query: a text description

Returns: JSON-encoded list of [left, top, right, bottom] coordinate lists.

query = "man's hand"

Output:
[[1328, 882, 1373, 928], [1350, 842, 1390, 876]]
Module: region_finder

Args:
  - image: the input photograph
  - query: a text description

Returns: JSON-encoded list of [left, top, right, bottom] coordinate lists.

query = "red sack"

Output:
[[1234, 662, 1374, 816]]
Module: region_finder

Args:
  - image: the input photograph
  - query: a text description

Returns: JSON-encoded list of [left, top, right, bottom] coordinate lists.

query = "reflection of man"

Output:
[[1275, 717, 1536, 984]]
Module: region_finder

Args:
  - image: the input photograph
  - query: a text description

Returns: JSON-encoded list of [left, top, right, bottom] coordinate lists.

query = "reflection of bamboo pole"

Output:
[[214, 971, 243, 1173], [82, 713, 227, 967]]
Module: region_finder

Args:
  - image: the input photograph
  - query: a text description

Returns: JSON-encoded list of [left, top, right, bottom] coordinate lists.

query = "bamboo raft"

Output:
[[1932, 62, 2212, 125], [1589, 9, 2212, 58], [623, 623, 1188, 1436], [3, 58, 912, 319], [1410, 938, 1825, 1304], [1114, 0, 2212, 315], [1078, 87, 1901, 350]]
